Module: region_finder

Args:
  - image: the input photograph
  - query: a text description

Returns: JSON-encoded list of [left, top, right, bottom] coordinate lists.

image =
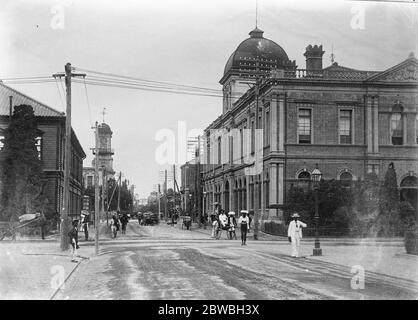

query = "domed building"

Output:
[[220, 28, 296, 113], [199, 26, 418, 234]]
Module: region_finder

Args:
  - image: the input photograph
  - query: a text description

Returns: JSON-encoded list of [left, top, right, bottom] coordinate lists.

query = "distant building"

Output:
[[180, 161, 197, 213], [147, 191, 158, 204], [83, 122, 115, 189], [0, 82, 86, 220]]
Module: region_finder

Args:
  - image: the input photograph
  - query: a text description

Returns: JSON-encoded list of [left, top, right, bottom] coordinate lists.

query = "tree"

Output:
[[0, 105, 46, 221], [378, 163, 401, 236]]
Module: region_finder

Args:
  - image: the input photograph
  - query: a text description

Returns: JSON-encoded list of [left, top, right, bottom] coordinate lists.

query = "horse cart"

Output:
[[0, 213, 43, 241]]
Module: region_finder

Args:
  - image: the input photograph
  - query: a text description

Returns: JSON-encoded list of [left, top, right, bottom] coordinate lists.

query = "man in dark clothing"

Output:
[[68, 220, 80, 262], [120, 213, 129, 234], [39, 212, 46, 240]]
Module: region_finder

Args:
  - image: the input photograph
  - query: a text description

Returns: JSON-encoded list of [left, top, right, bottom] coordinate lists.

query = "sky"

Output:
[[0, 0, 417, 198]]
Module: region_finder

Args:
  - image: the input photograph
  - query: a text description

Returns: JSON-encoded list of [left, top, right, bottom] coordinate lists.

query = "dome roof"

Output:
[[98, 123, 113, 135], [223, 28, 290, 77]]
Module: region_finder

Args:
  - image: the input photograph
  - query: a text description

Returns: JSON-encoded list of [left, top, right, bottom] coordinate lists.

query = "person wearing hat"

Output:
[[227, 211, 237, 240], [68, 220, 80, 262], [238, 210, 250, 245], [287, 213, 307, 257]]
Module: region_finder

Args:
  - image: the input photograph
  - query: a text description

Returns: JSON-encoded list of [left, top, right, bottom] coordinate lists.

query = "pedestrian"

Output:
[[248, 211, 253, 233], [216, 210, 228, 239], [81, 213, 89, 241], [120, 213, 129, 234], [227, 211, 237, 240], [287, 213, 307, 258], [110, 214, 119, 238], [68, 220, 80, 262], [238, 210, 249, 245], [210, 213, 217, 238]]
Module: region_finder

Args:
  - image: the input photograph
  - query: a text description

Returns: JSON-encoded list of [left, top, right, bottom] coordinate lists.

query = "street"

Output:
[[51, 222, 418, 300]]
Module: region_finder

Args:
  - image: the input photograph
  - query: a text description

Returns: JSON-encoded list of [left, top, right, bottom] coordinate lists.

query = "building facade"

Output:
[[201, 27, 418, 226], [0, 82, 86, 220]]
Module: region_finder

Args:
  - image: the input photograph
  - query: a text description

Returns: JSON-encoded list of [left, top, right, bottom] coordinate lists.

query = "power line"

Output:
[[54, 77, 65, 111], [74, 67, 220, 93], [83, 78, 93, 126]]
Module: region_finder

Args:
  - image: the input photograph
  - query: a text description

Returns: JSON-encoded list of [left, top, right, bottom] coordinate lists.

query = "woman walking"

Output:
[[238, 210, 249, 245]]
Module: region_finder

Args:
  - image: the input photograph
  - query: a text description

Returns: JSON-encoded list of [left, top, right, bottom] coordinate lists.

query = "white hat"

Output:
[[291, 213, 300, 218], [228, 211, 235, 216], [240, 210, 248, 214]]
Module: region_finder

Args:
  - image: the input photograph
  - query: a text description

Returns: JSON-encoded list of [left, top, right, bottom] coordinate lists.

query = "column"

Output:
[[229, 178, 234, 213], [269, 163, 278, 217], [277, 163, 284, 220], [278, 94, 285, 154], [365, 95, 373, 154], [246, 178, 250, 210], [373, 96, 379, 154], [270, 95, 278, 151]]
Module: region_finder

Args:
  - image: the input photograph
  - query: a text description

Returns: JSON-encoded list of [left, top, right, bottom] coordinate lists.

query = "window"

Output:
[[391, 113, 403, 145], [298, 171, 311, 180], [87, 176, 93, 187], [298, 109, 311, 144], [416, 114, 418, 144], [339, 110, 352, 144], [340, 171, 353, 181], [0, 135, 4, 150], [35, 136, 42, 160]]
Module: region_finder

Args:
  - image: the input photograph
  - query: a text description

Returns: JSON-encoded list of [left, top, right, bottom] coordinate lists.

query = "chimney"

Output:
[[304, 45, 325, 72]]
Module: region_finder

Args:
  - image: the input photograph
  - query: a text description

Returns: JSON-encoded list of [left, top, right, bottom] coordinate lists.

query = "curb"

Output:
[[49, 256, 89, 300]]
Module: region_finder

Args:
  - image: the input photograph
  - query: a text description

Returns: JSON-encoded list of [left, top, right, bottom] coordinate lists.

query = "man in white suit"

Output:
[[287, 213, 307, 257]]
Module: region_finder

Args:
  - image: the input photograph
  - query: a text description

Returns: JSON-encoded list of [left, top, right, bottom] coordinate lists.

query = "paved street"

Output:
[[49, 222, 418, 300]]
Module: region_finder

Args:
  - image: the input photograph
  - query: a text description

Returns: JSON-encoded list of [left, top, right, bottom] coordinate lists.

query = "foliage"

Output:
[[0, 105, 46, 221]]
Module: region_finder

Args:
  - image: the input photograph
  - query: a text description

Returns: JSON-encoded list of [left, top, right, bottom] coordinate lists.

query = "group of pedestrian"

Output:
[[110, 212, 129, 238], [210, 209, 251, 245]]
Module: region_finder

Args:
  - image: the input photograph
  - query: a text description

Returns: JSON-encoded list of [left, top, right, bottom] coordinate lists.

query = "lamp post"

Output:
[[311, 164, 322, 256]]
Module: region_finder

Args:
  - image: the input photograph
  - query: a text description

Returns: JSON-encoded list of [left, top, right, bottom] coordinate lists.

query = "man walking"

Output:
[[238, 210, 249, 245], [68, 220, 80, 262], [287, 213, 307, 258]]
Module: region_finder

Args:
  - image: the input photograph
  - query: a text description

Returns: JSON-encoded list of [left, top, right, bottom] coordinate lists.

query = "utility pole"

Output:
[[101, 166, 106, 225], [53, 63, 85, 251], [94, 121, 100, 255], [164, 169, 168, 221], [158, 184, 161, 215], [196, 136, 201, 227], [117, 171, 122, 212], [253, 57, 262, 241]]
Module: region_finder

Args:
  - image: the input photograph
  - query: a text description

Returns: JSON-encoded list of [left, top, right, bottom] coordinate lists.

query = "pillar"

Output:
[[278, 94, 285, 154], [277, 163, 284, 220]]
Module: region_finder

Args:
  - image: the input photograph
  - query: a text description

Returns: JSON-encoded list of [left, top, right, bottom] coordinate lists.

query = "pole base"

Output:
[[313, 248, 322, 256]]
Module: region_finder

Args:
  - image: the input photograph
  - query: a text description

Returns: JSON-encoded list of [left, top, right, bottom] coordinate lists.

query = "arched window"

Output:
[[298, 171, 311, 180], [340, 171, 353, 181]]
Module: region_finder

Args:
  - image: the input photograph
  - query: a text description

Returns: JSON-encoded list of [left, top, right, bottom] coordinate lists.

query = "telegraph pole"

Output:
[[94, 121, 100, 255], [164, 169, 168, 220], [196, 136, 201, 227], [117, 171, 122, 212], [53, 63, 85, 251], [158, 184, 161, 216]]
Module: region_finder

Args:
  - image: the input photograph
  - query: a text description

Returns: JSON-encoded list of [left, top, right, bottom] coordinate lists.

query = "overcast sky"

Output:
[[1, 0, 417, 198]]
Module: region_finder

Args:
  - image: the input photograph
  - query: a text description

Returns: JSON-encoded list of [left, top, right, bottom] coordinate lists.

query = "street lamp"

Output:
[[311, 164, 322, 256]]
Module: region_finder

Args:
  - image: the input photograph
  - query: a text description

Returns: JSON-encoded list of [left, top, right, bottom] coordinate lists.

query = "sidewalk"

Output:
[[180, 222, 418, 283], [0, 235, 95, 300]]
